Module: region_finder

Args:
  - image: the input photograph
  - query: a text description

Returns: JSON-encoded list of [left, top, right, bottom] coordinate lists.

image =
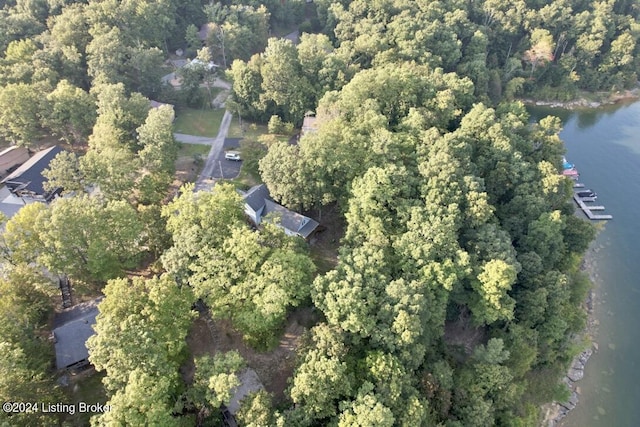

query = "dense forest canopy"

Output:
[[0, 0, 624, 425]]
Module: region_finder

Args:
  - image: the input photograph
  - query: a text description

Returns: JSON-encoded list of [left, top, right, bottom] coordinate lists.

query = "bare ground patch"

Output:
[[183, 307, 320, 404], [443, 309, 487, 359], [307, 203, 345, 274], [171, 156, 202, 196]]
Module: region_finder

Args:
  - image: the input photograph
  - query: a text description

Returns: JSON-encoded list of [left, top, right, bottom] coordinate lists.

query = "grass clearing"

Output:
[[229, 139, 267, 190], [227, 119, 293, 143], [227, 118, 269, 139], [174, 107, 225, 137], [177, 142, 210, 158]]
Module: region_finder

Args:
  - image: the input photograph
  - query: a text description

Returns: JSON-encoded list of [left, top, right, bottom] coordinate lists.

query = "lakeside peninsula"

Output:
[[1, 0, 638, 425]]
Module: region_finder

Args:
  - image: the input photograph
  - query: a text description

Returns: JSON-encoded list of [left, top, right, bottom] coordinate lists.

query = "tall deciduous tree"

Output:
[[34, 196, 144, 282], [0, 82, 42, 146], [43, 80, 96, 145], [88, 274, 195, 425]]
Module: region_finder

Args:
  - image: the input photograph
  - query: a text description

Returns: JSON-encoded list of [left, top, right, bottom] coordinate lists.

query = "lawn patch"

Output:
[[229, 139, 267, 189], [174, 108, 225, 137], [177, 142, 210, 158], [227, 118, 269, 139]]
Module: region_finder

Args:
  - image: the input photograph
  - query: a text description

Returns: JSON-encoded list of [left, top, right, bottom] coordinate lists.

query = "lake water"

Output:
[[530, 101, 640, 427]]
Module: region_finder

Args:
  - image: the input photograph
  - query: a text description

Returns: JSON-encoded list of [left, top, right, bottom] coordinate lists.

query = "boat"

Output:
[[562, 168, 579, 177], [562, 156, 574, 170]]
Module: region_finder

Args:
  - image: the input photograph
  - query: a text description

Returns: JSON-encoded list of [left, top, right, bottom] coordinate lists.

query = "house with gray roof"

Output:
[[242, 184, 319, 239], [52, 298, 102, 370], [1, 145, 64, 203]]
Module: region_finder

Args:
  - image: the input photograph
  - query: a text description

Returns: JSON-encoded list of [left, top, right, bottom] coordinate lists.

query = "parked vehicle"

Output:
[[225, 151, 241, 161]]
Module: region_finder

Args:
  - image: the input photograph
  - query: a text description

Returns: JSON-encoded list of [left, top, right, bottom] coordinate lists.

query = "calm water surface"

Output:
[[530, 101, 640, 427]]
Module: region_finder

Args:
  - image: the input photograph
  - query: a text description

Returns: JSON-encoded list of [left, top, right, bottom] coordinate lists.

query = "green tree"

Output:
[[236, 390, 277, 427], [36, 196, 144, 282], [228, 55, 265, 121], [290, 324, 353, 420], [91, 369, 182, 427], [337, 384, 395, 427], [0, 82, 42, 146], [86, 24, 127, 86], [136, 104, 178, 203], [162, 183, 246, 282], [42, 151, 85, 195], [87, 275, 195, 392], [190, 224, 315, 347], [1, 202, 47, 265], [91, 83, 150, 150], [42, 80, 96, 145], [260, 38, 310, 123], [0, 264, 61, 426], [185, 351, 245, 414]]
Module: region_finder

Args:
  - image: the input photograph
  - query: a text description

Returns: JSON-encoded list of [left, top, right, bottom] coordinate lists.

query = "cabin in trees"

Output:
[[1, 145, 64, 203], [242, 184, 319, 239], [227, 368, 264, 417], [52, 298, 101, 371]]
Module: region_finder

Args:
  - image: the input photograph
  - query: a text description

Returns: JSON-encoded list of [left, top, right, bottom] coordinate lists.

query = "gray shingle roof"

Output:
[[242, 184, 319, 238], [2, 146, 64, 199], [53, 298, 102, 370], [243, 184, 270, 212]]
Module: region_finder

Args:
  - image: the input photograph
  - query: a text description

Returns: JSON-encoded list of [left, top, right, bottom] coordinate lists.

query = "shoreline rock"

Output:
[[520, 88, 640, 110], [542, 248, 600, 426]]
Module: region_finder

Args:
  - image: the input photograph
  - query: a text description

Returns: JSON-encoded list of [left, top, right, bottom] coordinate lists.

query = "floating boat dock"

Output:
[[564, 157, 611, 220], [573, 193, 612, 220]]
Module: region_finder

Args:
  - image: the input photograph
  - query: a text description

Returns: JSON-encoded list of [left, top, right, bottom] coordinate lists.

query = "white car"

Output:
[[225, 151, 241, 161]]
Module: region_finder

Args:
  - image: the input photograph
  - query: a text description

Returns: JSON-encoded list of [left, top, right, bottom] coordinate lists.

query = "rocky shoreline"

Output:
[[521, 88, 640, 110], [542, 250, 600, 426]]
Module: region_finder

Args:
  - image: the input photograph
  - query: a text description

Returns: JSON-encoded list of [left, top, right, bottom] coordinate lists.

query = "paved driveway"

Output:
[[194, 110, 234, 192], [208, 138, 243, 180]]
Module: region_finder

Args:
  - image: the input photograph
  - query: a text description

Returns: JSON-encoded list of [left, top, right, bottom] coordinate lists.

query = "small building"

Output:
[[0, 146, 29, 178], [149, 99, 175, 110], [242, 184, 319, 239], [301, 115, 318, 136], [227, 369, 264, 415], [186, 58, 219, 71], [1, 145, 64, 203], [52, 298, 102, 371]]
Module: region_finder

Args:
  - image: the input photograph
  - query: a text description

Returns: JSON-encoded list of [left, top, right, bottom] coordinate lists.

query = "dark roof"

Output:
[[243, 184, 319, 238], [0, 202, 22, 219], [263, 200, 319, 238], [243, 184, 270, 213], [298, 217, 320, 239], [53, 298, 102, 369], [1, 146, 64, 197]]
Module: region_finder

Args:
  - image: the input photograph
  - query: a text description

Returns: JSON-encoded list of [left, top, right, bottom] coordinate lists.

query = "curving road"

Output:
[[194, 110, 233, 192]]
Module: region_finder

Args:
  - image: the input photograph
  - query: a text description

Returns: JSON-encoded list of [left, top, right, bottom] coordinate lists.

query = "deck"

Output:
[[573, 193, 612, 220]]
